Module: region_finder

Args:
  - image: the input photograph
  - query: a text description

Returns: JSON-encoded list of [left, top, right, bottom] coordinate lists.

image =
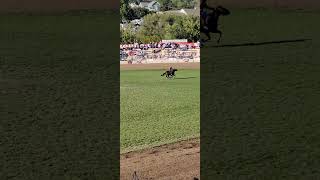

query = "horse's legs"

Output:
[[200, 26, 211, 42], [206, 32, 211, 41], [201, 31, 211, 42], [217, 30, 222, 43], [211, 29, 222, 43]]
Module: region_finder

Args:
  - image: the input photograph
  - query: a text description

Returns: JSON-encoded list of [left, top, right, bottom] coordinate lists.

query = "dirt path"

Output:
[[120, 138, 200, 180], [120, 62, 200, 70]]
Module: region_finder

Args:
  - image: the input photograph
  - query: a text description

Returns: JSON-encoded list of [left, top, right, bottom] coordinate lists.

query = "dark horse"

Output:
[[161, 69, 178, 79], [200, 6, 230, 43]]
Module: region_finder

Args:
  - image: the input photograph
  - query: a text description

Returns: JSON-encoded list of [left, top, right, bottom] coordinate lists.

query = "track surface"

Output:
[[120, 138, 200, 180]]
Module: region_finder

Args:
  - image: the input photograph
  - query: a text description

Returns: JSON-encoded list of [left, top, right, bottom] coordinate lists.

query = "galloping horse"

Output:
[[200, 6, 230, 43], [161, 69, 178, 79]]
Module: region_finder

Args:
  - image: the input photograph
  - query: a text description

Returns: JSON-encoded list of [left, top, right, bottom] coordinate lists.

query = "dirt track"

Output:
[[120, 62, 200, 70], [120, 138, 200, 180]]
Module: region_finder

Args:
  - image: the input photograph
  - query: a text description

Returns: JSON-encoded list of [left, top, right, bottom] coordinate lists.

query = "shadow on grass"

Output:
[[204, 39, 312, 48], [175, 77, 197, 80]]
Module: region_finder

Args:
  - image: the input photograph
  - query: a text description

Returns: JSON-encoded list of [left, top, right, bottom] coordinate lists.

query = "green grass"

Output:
[[120, 69, 200, 152], [201, 8, 320, 178], [1, 11, 120, 179]]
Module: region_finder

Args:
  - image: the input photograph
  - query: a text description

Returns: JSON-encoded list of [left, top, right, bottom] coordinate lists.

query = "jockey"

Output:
[[169, 66, 173, 73], [200, 0, 216, 30], [200, 0, 216, 11]]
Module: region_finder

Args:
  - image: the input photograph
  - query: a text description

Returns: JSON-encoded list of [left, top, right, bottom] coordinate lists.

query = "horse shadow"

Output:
[[175, 77, 197, 80], [204, 38, 312, 48]]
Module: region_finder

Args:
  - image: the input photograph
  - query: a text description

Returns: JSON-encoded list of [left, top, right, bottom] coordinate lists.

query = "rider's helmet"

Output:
[[200, 0, 207, 9]]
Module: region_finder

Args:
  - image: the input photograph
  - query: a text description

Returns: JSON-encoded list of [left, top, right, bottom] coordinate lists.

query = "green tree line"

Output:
[[121, 13, 200, 44], [158, 0, 197, 11]]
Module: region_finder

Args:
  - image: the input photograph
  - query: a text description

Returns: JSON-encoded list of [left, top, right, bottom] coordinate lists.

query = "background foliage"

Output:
[[121, 13, 200, 43]]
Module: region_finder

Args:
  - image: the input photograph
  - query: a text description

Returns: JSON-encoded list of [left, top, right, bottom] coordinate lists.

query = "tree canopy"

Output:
[[121, 13, 200, 43], [158, 0, 197, 11], [121, 0, 153, 21], [120, 0, 200, 43]]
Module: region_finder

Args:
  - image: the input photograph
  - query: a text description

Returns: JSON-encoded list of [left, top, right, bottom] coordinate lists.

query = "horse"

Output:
[[200, 6, 230, 44], [161, 69, 178, 79]]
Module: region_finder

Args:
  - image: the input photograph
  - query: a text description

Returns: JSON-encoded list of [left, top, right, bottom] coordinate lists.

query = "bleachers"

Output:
[[120, 42, 200, 64]]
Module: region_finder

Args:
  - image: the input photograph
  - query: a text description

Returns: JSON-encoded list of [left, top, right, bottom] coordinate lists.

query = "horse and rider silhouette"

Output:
[[200, 0, 230, 44], [161, 67, 178, 79]]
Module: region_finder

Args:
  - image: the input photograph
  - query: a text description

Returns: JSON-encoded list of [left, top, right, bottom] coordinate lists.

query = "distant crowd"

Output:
[[120, 41, 200, 51], [120, 41, 200, 62]]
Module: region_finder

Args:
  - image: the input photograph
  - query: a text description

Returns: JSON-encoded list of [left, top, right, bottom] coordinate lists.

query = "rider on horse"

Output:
[[161, 67, 177, 78], [200, 0, 216, 30]]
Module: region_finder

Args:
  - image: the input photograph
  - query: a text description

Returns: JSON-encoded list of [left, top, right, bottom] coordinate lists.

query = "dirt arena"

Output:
[[121, 138, 200, 180], [120, 62, 200, 70]]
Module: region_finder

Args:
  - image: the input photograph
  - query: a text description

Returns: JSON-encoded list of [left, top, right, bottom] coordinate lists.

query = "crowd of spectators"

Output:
[[120, 42, 200, 61], [120, 41, 200, 61], [120, 41, 200, 51]]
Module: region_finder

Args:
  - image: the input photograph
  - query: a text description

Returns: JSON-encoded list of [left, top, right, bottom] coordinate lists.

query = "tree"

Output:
[[120, 25, 137, 44], [131, 7, 152, 20], [181, 16, 200, 42], [172, 0, 197, 9], [120, 0, 130, 21], [136, 13, 200, 43], [158, 0, 197, 11], [136, 14, 164, 43], [121, 0, 152, 21], [157, 0, 174, 11]]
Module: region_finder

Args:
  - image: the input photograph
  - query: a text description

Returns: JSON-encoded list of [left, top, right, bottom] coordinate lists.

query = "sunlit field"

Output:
[[121, 69, 200, 152]]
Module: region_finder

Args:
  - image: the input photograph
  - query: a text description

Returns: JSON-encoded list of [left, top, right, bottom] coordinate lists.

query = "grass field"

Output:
[[120, 69, 200, 152], [201, 8, 320, 178], [1, 11, 120, 179]]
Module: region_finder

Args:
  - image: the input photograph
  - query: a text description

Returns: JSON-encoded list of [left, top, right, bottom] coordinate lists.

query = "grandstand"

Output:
[[120, 40, 200, 64]]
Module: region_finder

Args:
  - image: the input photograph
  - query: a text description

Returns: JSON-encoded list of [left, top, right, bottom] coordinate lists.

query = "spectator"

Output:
[[120, 41, 199, 61]]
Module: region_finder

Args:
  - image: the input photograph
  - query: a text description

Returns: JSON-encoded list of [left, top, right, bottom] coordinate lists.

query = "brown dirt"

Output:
[[120, 62, 200, 71], [120, 138, 200, 180]]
